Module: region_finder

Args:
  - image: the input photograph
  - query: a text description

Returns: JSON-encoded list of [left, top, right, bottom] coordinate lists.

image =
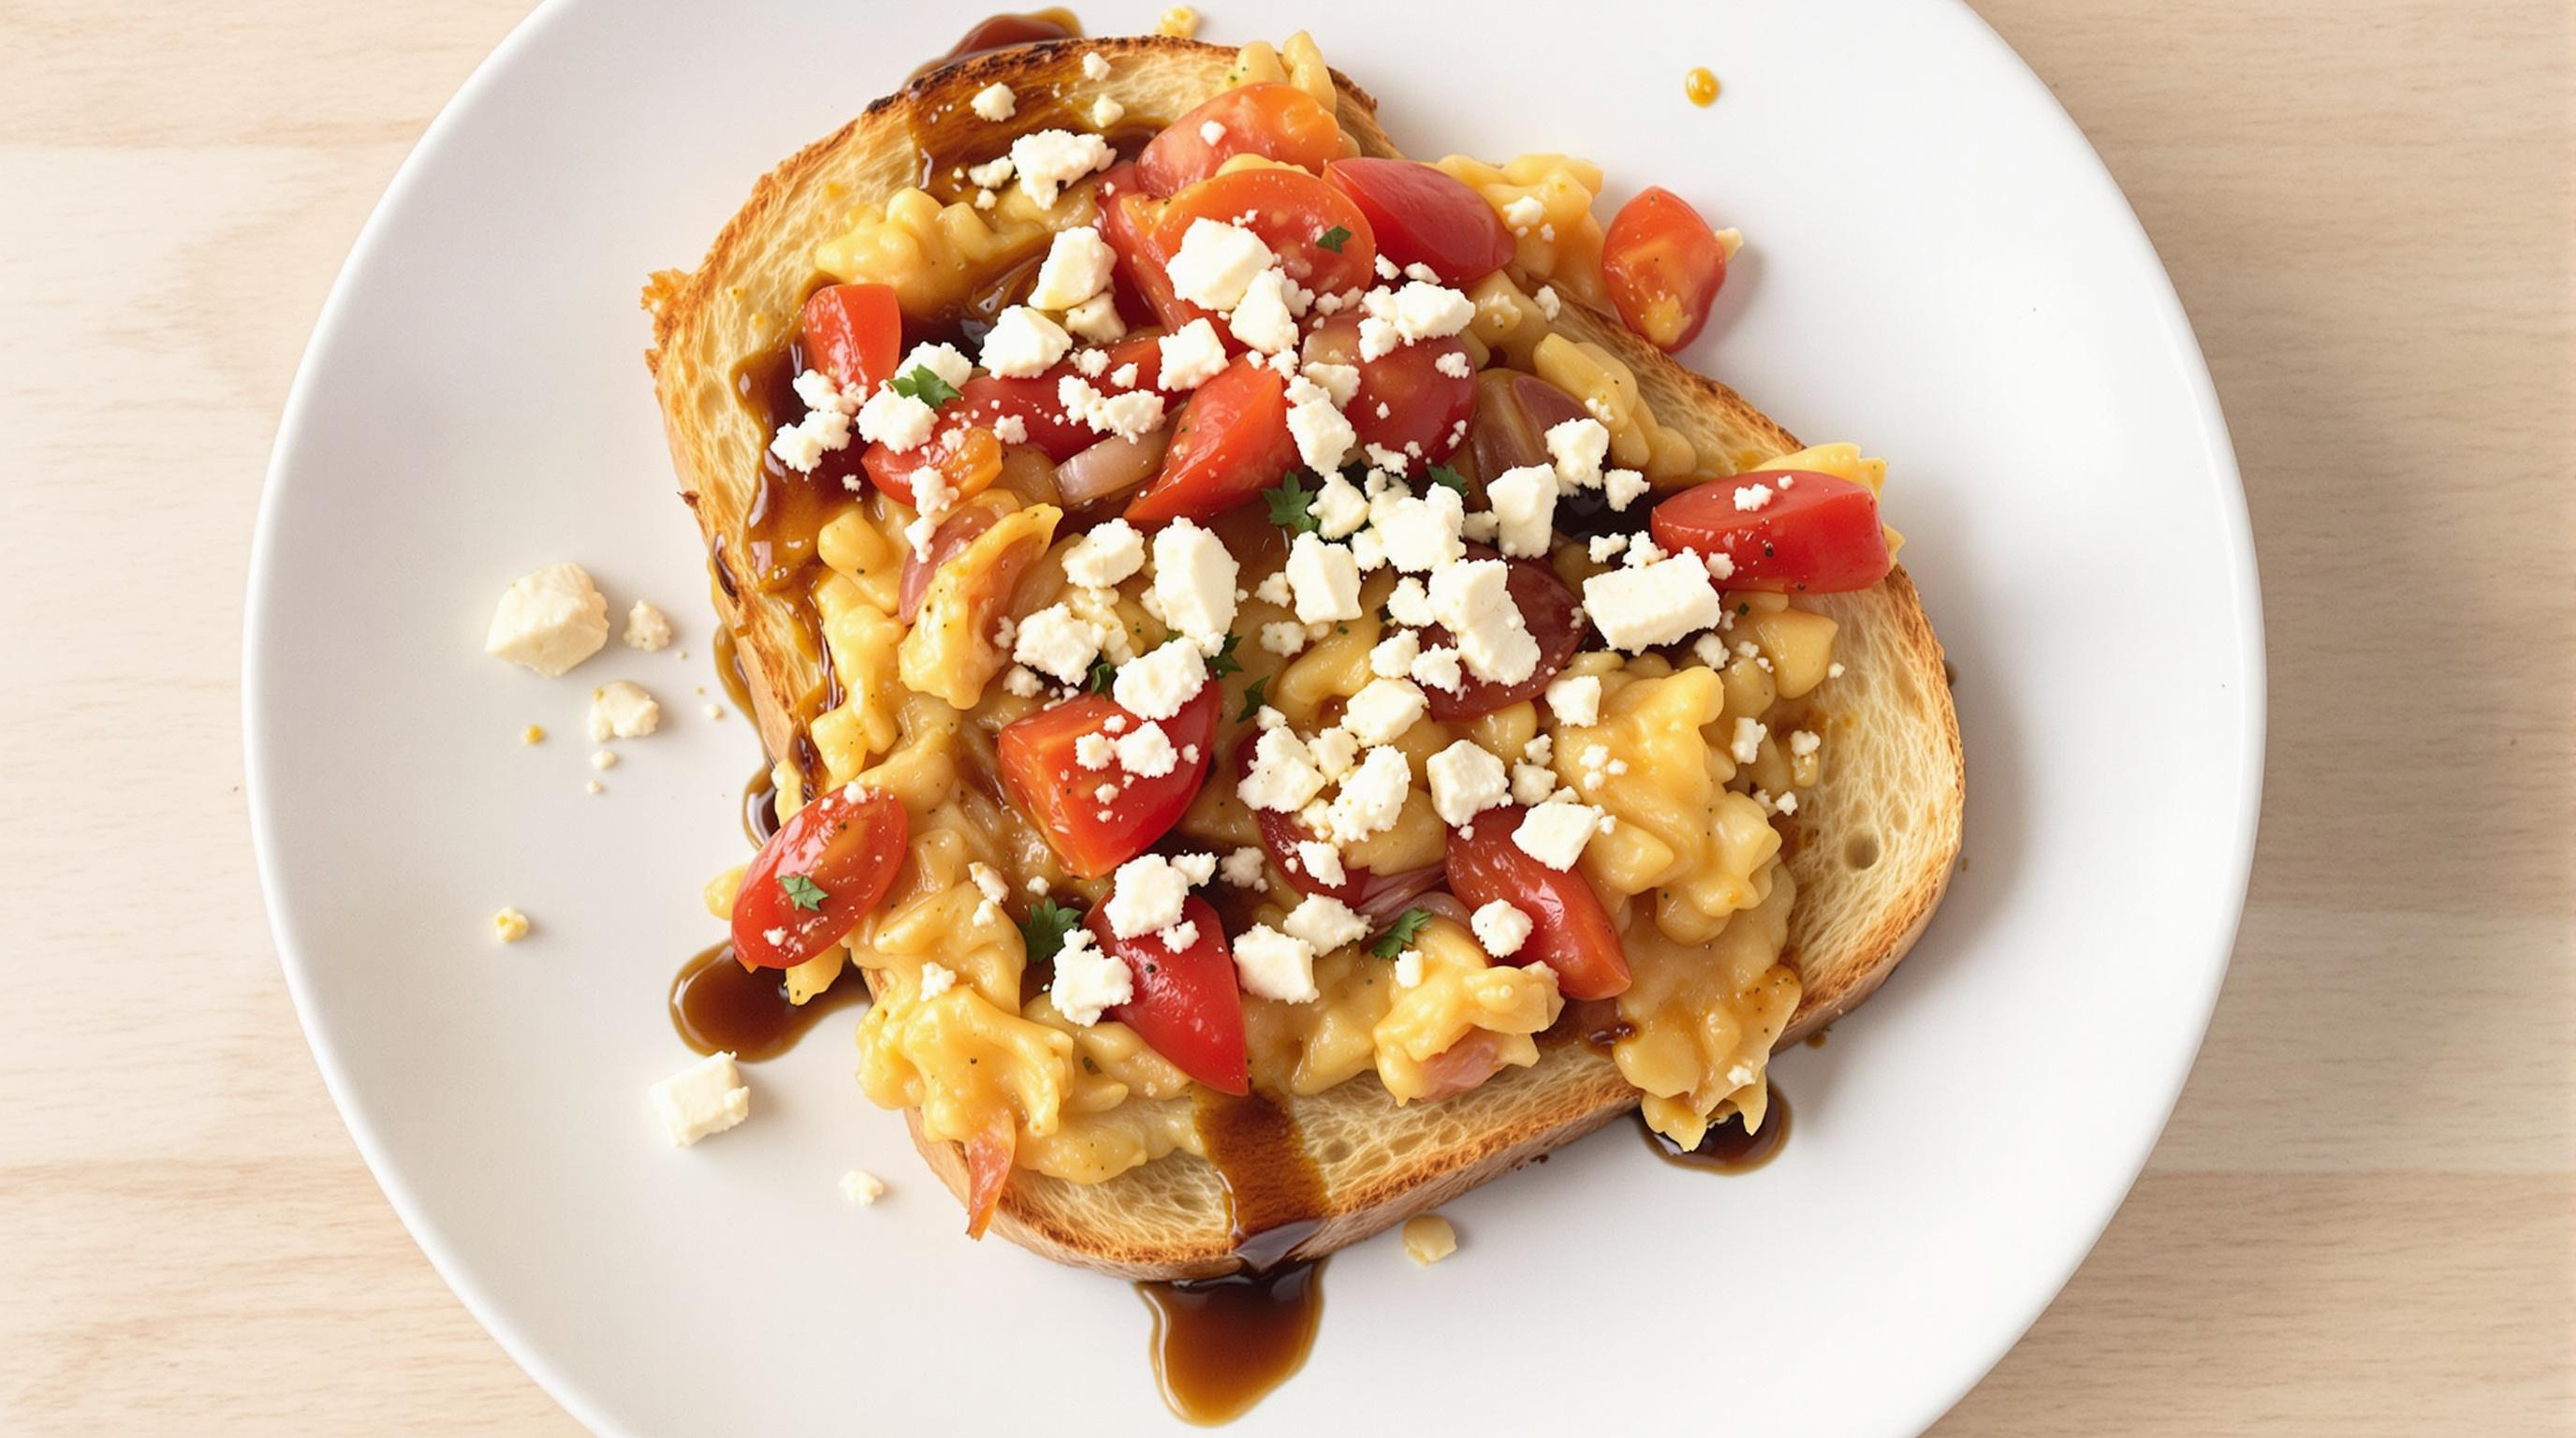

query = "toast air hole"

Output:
[[1844, 832, 1881, 871]]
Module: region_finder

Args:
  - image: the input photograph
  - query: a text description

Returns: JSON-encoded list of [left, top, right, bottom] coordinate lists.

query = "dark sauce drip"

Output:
[[668, 942, 869, 1064], [742, 766, 781, 846], [1136, 1091, 1330, 1424], [1637, 1090, 1793, 1175], [907, 8, 1083, 82], [710, 626, 759, 719]]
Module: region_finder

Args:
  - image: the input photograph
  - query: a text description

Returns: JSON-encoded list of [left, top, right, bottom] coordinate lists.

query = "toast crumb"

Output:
[[1401, 1214, 1457, 1266]]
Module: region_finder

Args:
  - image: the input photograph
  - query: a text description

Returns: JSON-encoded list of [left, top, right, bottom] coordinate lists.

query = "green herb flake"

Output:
[[1088, 656, 1119, 694], [1237, 674, 1270, 722], [1425, 464, 1469, 495], [886, 364, 961, 408], [1370, 907, 1435, 958], [780, 873, 830, 912], [1263, 472, 1321, 534], [1208, 631, 1245, 680], [1316, 225, 1352, 253], [1019, 898, 1085, 963]]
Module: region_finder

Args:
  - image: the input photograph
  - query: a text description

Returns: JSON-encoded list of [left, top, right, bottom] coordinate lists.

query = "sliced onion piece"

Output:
[[1052, 426, 1171, 506], [898, 504, 1004, 624]]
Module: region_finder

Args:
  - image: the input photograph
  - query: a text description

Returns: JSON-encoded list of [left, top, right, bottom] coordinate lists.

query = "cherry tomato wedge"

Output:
[[999, 682, 1222, 878], [1086, 897, 1250, 1094], [1237, 736, 1446, 912], [1444, 805, 1630, 1000], [796, 283, 903, 392], [1126, 357, 1298, 524], [859, 421, 1003, 511], [1602, 186, 1727, 352], [1323, 158, 1516, 286], [1416, 550, 1585, 721], [1647, 470, 1893, 594], [1136, 82, 1343, 197], [1301, 315, 1475, 464], [1108, 169, 1378, 333], [730, 784, 910, 970]]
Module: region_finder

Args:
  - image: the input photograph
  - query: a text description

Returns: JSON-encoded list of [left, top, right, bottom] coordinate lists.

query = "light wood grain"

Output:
[[1, 1, 2567, 1433]]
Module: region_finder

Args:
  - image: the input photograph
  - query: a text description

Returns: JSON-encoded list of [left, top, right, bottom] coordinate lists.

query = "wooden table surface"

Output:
[[5, 1, 2569, 1431]]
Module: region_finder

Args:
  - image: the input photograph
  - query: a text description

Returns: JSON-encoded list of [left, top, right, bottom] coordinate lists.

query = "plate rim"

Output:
[[242, 2, 2267, 1433]]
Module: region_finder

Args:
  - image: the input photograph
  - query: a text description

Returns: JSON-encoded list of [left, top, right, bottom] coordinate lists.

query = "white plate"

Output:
[[246, 1, 2261, 1433]]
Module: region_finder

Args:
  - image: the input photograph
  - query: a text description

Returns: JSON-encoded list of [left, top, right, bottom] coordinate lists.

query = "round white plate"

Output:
[[247, 1, 2261, 1433]]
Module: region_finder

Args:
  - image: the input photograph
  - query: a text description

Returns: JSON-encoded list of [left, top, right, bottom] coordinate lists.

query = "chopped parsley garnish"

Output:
[[1370, 907, 1435, 958], [1425, 463, 1469, 495], [1088, 656, 1119, 694], [1316, 225, 1352, 253], [1263, 472, 1321, 534], [1237, 674, 1270, 722], [1208, 631, 1245, 679], [1019, 898, 1085, 963], [780, 873, 829, 912], [886, 364, 961, 408]]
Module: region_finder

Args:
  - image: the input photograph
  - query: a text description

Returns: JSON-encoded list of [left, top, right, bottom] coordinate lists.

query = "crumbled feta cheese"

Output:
[[1114, 721, 1178, 778], [966, 155, 1016, 189], [1486, 463, 1558, 558], [1081, 50, 1112, 80], [1704, 548, 1736, 580], [1433, 349, 1473, 378], [1502, 195, 1546, 231], [1311, 472, 1369, 538], [1544, 673, 1602, 728], [1232, 925, 1318, 1003], [1220, 846, 1266, 888], [1277, 894, 1365, 954], [1169, 851, 1216, 886], [484, 562, 608, 676], [587, 680, 660, 741], [1427, 741, 1509, 826], [1588, 534, 1631, 565], [1064, 292, 1126, 343], [850, 385, 934, 454], [622, 600, 673, 652], [1603, 468, 1650, 512], [1074, 732, 1114, 770], [1789, 729, 1822, 757], [1009, 128, 1115, 208], [1062, 519, 1146, 588], [979, 306, 1072, 377], [1340, 676, 1427, 745], [971, 82, 1017, 122], [1624, 535, 1665, 567], [1428, 559, 1539, 683], [1730, 716, 1767, 765], [1090, 95, 1126, 128], [1322, 745, 1412, 844], [1545, 418, 1610, 492], [1369, 628, 1421, 678], [840, 1168, 887, 1206], [1285, 533, 1363, 623], [1734, 481, 1777, 512], [1514, 800, 1605, 871], [1238, 725, 1326, 812], [1374, 486, 1467, 572], [1359, 281, 1476, 358], [1157, 318, 1229, 389], [1167, 218, 1276, 310], [1582, 554, 1726, 651], [1385, 576, 1435, 627], [1110, 638, 1207, 721], [1057, 375, 1166, 440], [649, 1051, 750, 1147], [1828, 661, 1847, 680], [1773, 790, 1799, 814], [900, 342, 973, 394], [1301, 361, 1361, 406], [1294, 839, 1347, 888], [1199, 118, 1226, 144], [1253, 568, 1294, 608], [1410, 644, 1465, 694], [1511, 761, 1558, 806], [1349, 527, 1387, 572], [919, 961, 959, 999], [1048, 928, 1134, 1025], [1394, 949, 1425, 988], [1012, 603, 1106, 684], [1259, 621, 1309, 656], [1105, 854, 1192, 938], [491, 907, 531, 943], [1027, 226, 1118, 311], [1533, 284, 1561, 319], [1471, 900, 1533, 959], [1229, 268, 1298, 353], [1307, 726, 1359, 782], [1151, 519, 1239, 652], [1284, 377, 1357, 474]]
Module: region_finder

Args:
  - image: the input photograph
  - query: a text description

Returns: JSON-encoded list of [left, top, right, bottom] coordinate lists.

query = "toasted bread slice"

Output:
[[648, 36, 1963, 1280]]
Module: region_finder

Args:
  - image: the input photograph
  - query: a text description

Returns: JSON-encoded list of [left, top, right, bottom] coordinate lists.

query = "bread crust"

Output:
[[648, 37, 1962, 1281]]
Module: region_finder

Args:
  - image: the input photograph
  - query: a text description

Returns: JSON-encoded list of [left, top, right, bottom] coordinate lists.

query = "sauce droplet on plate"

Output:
[[1637, 1089, 1791, 1173]]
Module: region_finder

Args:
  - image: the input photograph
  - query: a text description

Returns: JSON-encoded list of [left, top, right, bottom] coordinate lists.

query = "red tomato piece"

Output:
[[859, 421, 1003, 510], [1647, 470, 1893, 594], [1086, 897, 1250, 1094], [959, 1122, 1014, 1240], [1323, 158, 1516, 286], [1602, 185, 1727, 351], [1136, 83, 1343, 197], [730, 785, 911, 970], [944, 332, 1175, 462], [1443, 806, 1631, 1000], [998, 683, 1222, 878], [1106, 169, 1378, 332], [796, 283, 903, 392], [1126, 357, 1299, 523], [1300, 315, 1475, 463], [1416, 550, 1585, 721]]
